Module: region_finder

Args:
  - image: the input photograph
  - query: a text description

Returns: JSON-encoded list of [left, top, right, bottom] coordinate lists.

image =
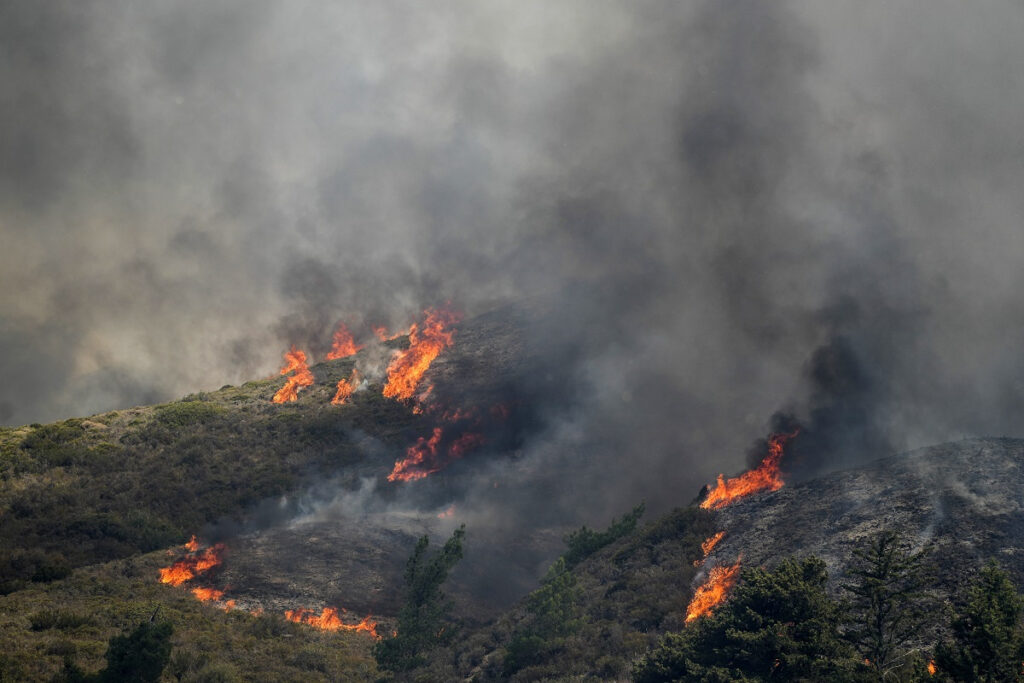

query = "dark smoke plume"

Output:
[[2, 0, 1024, 534]]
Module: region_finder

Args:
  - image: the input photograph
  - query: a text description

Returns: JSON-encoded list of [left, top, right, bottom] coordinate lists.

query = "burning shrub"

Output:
[[635, 557, 853, 682]]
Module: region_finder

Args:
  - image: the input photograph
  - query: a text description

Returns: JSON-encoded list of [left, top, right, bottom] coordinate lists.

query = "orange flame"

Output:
[[700, 431, 798, 510], [701, 531, 726, 557], [373, 324, 407, 342], [326, 323, 363, 360], [184, 535, 200, 553], [331, 369, 360, 405], [272, 346, 314, 403], [685, 557, 742, 623], [382, 308, 461, 401], [158, 543, 225, 586], [694, 531, 726, 566], [437, 504, 456, 519], [387, 427, 484, 482], [928, 660, 936, 676], [191, 586, 225, 602], [284, 607, 381, 638]]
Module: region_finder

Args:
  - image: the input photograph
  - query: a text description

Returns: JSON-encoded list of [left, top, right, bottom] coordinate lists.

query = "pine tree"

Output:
[[635, 557, 856, 682], [99, 618, 174, 683], [503, 557, 584, 676], [842, 530, 933, 680], [373, 525, 465, 673], [934, 560, 1024, 682]]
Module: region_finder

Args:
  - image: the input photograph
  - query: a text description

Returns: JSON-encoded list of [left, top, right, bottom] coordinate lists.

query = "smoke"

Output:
[[3, 0, 1024, 533]]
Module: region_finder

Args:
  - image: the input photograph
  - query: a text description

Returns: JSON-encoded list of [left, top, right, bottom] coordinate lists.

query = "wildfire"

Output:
[[284, 607, 381, 638], [158, 542, 225, 586], [437, 504, 456, 519], [184, 535, 200, 552], [928, 660, 937, 676], [388, 427, 484, 482], [685, 557, 742, 623], [694, 531, 726, 566], [331, 369, 360, 405], [700, 431, 798, 510], [326, 323, 363, 360], [373, 324, 407, 342], [382, 307, 461, 401], [272, 346, 315, 403]]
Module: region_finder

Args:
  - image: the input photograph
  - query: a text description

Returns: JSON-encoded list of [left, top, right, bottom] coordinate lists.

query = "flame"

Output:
[[272, 346, 314, 403], [701, 531, 726, 557], [158, 542, 225, 586], [437, 504, 456, 519], [331, 369, 360, 405], [700, 431, 798, 510], [685, 557, 742, 623], [184, 535, 200, 552], [928, 660, 936, 676], [326, 323, 363, 360], [284, 607, 381, 638], [694, 531, 726, 566], [373, 324, 407, 342], [191, 586, 225, 602], [382, 308, 461, 401], [387, 427, 484, 482]]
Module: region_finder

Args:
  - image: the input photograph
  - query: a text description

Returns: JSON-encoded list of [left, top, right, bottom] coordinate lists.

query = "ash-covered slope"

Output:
[[709, 437, 1024, 595], [416, 437, 1024, 680]]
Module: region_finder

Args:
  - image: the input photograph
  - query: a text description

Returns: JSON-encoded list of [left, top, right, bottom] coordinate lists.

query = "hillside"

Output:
[[3, 302, 1024, 681], [408, 437, 1024, 680]]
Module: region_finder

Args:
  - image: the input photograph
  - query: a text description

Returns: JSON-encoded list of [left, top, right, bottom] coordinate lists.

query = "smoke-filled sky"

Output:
[[3, 0, 1024, 511]]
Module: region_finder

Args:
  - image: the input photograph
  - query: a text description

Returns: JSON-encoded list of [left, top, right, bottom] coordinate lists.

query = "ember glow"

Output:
[[331, 368, 359, 405], [272, 346, 314, 403], [191, 586, 225, 602], [284, 606, 381, 638], [387, 426, 484, 482], [326, 323, 363, 360], [158, 542, 225, 586], [685, 557, 742, 623], [382, 307, 461, 401], [700, 431, 799, 510]]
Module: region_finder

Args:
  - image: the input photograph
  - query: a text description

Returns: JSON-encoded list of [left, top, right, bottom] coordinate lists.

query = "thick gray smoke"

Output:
[[3, 0, 1024, 526]]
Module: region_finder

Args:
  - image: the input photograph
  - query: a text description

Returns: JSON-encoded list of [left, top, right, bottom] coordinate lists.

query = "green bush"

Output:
[[563, 504, 644, 568]]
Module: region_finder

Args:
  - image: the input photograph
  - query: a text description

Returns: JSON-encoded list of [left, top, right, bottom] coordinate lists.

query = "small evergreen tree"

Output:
[[842, 530, 934, 680], [503, 557, 583, 676], [635, 557, 856, 682], [934, 560, 1024, 682], [563, 503, 645, 567], [373, 525, 465, 673], [99, 618, 174, 683]]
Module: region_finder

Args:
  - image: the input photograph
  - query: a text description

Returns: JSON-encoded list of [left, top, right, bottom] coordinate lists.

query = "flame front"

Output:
[[700, 431, 798, 510], [272, 346, 314, 403], [382, 308, 461, 401], [158, 542, 225, 586], [284, 606, 381, 638], [694, 531, 726, 566], [685, 558, 742, 623], [326, 323, 363, 360], [331, 369, 359, 405], [928, 660, 936, 676], [387, 427, 484, 482]]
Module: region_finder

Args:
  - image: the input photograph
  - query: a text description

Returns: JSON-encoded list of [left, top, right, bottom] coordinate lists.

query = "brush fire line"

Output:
[[382, 307, 461, 401], [685, 557, 742, 623], [159, 538, 380, 637], [272, 346, 314, 403], [325, 322, 363, 360], [700, 431, 798, 509], [332, 368, 359, 405]]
